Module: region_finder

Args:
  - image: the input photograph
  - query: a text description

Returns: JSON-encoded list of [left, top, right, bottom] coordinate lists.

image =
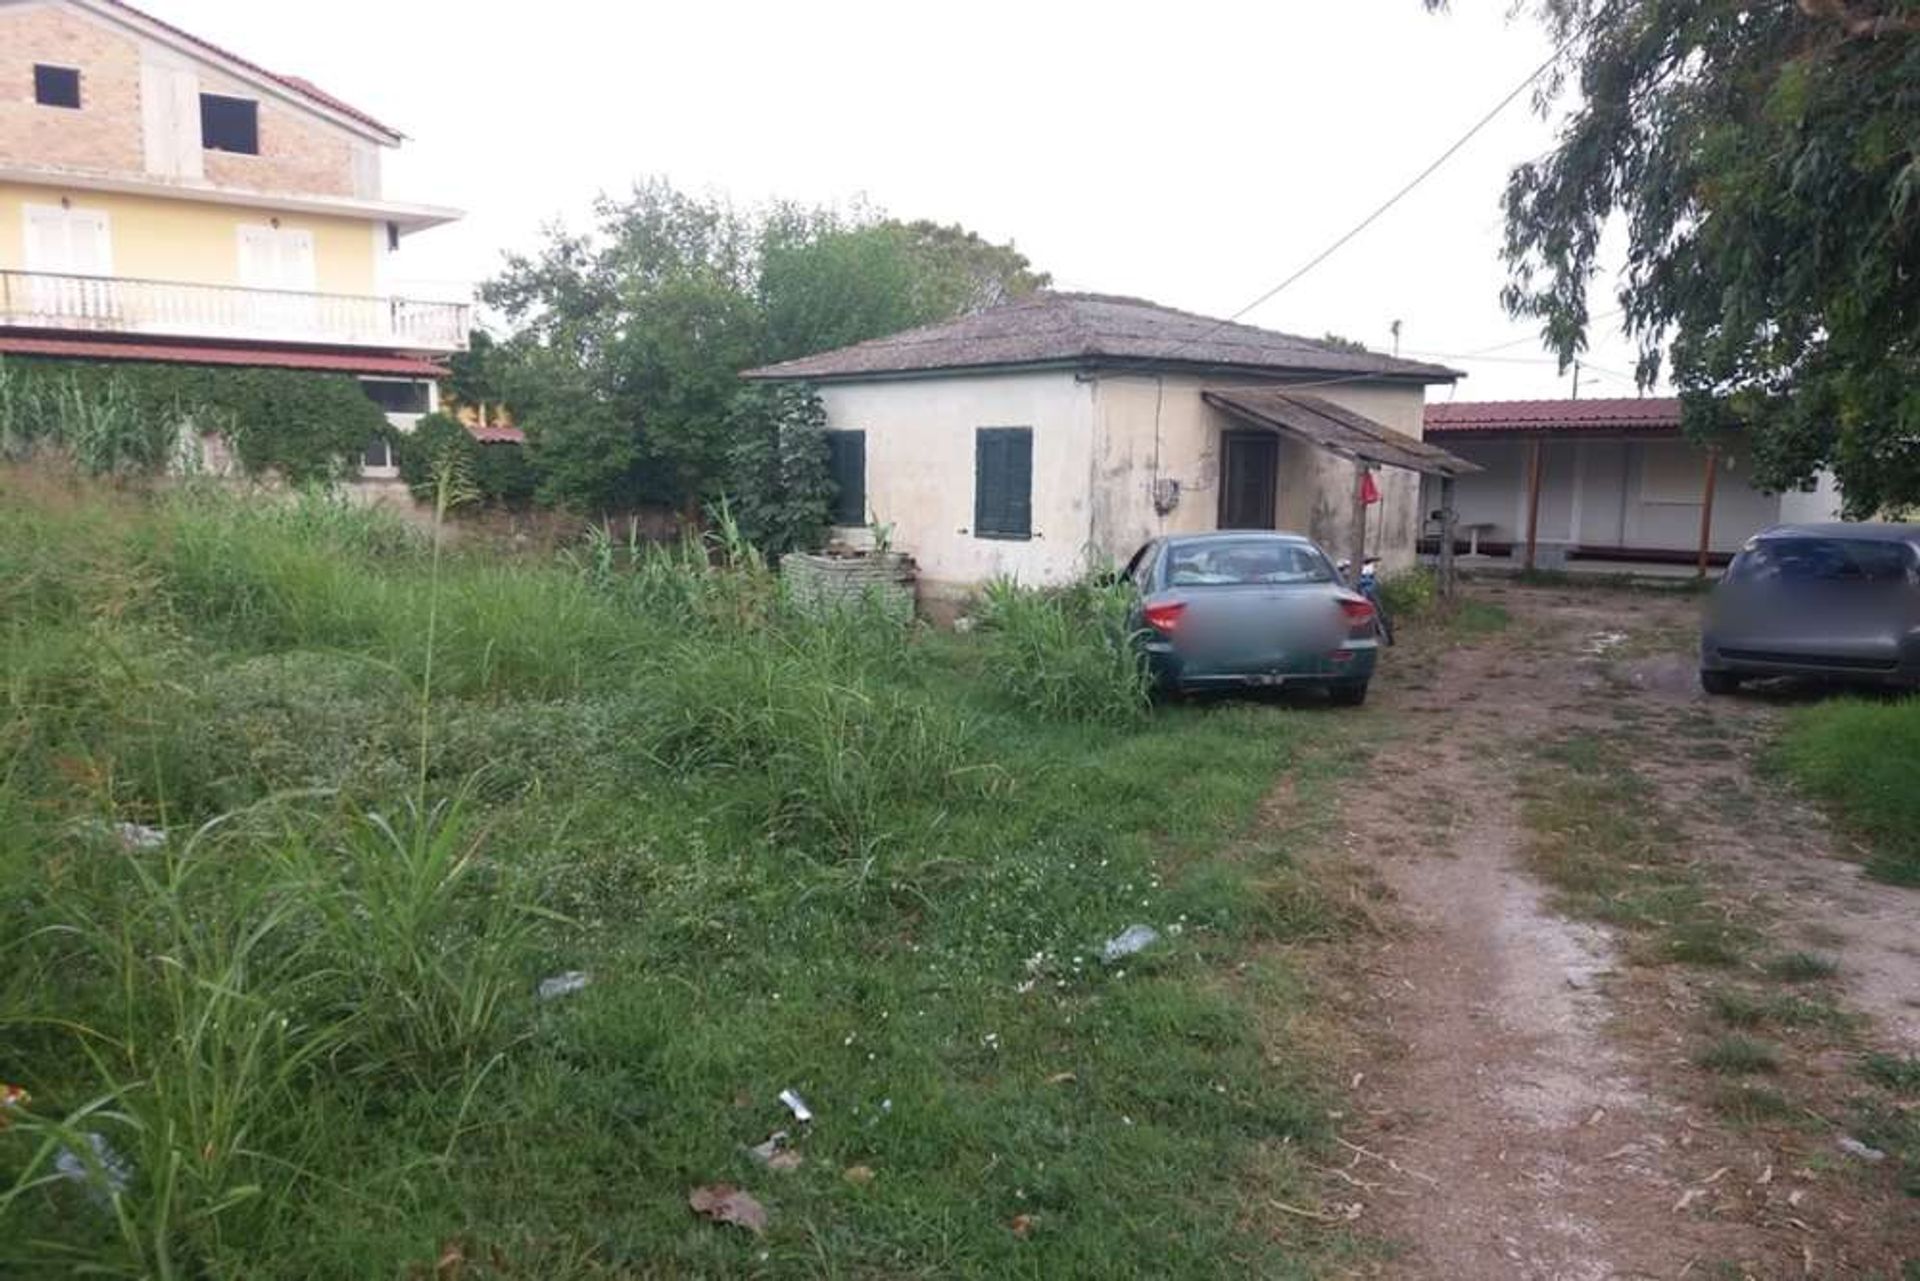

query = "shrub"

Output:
[[974, 576, 1150, 723], [0, 356, 384, 483], [392, 412, 535, 506], [719, 384, 833, 558], [1378, 567, 1437, 619]]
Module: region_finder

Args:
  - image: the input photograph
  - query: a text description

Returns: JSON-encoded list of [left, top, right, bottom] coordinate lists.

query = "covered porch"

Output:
[[1417, 398, 1838, 578], [1202, 387, 1481, 579]]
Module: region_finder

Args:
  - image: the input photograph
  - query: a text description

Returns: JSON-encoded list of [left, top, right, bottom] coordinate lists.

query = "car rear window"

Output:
[[1165, 539, 1335, 586], [1728, 537, 1915, 585]]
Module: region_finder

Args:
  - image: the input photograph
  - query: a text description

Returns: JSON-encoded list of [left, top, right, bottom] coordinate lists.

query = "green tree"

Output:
[[1453, 0, 1920, 515], [483, 180, 1048, 517], [720, 384, 833, 558]]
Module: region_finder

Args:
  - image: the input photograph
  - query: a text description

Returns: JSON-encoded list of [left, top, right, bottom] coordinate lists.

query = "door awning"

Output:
[[1203, 388, 1481, 478]]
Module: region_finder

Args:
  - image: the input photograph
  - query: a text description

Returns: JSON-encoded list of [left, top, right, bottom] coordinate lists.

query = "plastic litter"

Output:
[[536, 972, 591, 1001], [778, 1087, 813, 1123], [1101, 924, 1160, 964], [115, 822, 167, 851], [55, 1132, 132, 1203], [745, 1130, 801, 1172], [1838, 1136, 1887, 1163]]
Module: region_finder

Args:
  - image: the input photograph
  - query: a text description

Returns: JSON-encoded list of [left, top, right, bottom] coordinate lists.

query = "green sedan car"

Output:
[[1120, 531, 1382, 704]]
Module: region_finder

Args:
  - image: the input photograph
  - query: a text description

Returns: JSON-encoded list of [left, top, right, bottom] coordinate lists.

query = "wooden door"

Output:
[[1218, 430, 1279, 529]]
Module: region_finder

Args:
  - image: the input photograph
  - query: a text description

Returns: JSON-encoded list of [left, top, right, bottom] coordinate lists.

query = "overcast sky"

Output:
[[146, 0, 1654, 401]]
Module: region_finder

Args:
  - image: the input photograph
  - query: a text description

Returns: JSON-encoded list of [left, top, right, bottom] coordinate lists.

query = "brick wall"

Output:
[[203, 97, 358, 198], [0, 4, 145, 175], [0, 3, 368, 200]]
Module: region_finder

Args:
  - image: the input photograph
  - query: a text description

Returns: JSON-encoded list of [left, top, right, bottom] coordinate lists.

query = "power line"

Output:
[[1161, 28, 1582, 361]]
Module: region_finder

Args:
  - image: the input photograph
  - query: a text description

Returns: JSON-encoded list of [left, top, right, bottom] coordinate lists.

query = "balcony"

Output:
[[0, 270, 469, 354]]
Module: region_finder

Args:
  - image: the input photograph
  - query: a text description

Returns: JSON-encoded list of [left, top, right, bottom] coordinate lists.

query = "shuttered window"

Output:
[[973, 427, 1032, 540], [825, 430, 866, 526]]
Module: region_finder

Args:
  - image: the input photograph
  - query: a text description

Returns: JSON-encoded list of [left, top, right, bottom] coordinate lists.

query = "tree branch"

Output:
[[1796, 0, 1920, 38]]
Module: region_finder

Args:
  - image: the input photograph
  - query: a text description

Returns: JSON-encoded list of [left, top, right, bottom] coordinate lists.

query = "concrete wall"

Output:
[[0, 0, 381, 199], [814, 370, 1098, 600], [1423, 435, 1796, 555], [1088, 372, 1431, 573]]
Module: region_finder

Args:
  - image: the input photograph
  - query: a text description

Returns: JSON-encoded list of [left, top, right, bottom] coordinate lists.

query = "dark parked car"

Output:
[[1700, 523, 1920, 694], [1120, 531, 1381, 704]]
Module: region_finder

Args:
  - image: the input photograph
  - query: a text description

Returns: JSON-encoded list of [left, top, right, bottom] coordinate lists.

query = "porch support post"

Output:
[[1350, 458, 1370, 573], [1696, 445, 1720, 579], [1437, 474, 1459, 601], [1523, 437, 1544, 572]]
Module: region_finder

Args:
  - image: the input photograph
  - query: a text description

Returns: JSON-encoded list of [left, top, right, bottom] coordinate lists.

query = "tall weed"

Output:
[[975, 576, 1149, 723]]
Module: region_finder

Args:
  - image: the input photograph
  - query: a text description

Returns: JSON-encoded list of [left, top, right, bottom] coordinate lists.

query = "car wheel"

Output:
[[1328, 680, 1369, 707], [1700, 669, 1741, 696]]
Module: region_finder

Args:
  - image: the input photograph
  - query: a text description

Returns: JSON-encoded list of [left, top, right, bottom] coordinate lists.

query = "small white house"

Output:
[[743, 292, 1474, 606], [1420, 398, 1846, 569]]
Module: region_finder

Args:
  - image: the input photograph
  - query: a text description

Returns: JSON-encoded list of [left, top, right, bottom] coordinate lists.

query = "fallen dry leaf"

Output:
[[689, 1184, 769, 1236], [767, 1150, 802, 1173], [843, 1164, 875, 1185], [1010, 1213, 1035, 1239], [1045, 1072, 1077, 1086]]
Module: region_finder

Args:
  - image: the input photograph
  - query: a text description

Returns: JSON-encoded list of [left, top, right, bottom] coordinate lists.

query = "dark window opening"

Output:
[[973, 427, 1032, 540], [362, 435, 393, 470], [359, 378, 432, 415], [34, 65, 81, 109], [825, 430, 866, 526], [200, 93, 259, 154]]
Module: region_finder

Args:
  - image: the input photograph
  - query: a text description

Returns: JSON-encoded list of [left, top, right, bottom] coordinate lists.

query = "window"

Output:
[[200, 93, 259, 154], [34, 65, 81, 109], [1728, 537, 1915, 585], [362, 435, 393, 471], [973, 427, 1032, 540], [825, 430, 866, 526], [1164, 538, 1337, 587], [359, 379, 432, 415]]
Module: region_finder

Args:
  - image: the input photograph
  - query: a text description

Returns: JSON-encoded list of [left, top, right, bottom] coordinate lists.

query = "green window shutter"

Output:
[[825, 430, 865, 526], [974, 427, 1032, 539]]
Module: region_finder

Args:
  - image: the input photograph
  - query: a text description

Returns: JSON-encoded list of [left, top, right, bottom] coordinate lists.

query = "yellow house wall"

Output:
[[0, 180, 376, 293]]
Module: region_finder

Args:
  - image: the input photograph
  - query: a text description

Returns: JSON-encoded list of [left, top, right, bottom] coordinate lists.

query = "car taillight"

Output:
[[1339, 599, 1376, 626], [1143, 601, 1186, 634]]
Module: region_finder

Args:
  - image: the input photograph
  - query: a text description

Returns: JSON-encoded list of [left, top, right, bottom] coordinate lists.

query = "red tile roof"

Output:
[[0, 334, 444, 377], [1424, 397, 1681, 434], [100, 1, 402, 140], [465, 422, 525, 445]]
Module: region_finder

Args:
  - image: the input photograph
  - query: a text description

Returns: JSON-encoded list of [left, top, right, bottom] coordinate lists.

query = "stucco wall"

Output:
[[0, 0, 376, 199], [1088, 373, 1432, 572], [1424, 436, 1792, 554], [0, 180, 377, 292], [815, 371, 1097, 599]]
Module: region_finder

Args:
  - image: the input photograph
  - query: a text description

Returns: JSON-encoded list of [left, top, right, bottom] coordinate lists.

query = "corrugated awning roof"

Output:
[[1204, 389, 1481, 478], [1424, 397, 1682, 435], [0, 334, 444, 378]]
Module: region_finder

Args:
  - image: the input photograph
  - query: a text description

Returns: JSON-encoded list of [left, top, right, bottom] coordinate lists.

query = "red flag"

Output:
[[1359, 470, 1381, 505]]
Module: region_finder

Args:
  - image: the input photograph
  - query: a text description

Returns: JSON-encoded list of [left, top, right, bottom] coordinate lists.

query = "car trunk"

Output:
[[1162, 585, 1351, 676]]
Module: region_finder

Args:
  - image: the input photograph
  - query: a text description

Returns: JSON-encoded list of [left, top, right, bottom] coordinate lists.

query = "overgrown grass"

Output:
[[973, 575, 1151, 722], [1378, 569, 1510, 640], [1775, 697, 1920, 885], [0, 469, 1350, 1277]]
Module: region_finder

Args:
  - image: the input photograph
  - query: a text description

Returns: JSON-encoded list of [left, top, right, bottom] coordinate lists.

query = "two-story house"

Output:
[[0, 0, 467, 475]]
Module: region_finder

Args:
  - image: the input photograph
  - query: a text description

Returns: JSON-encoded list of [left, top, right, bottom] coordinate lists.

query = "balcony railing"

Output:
[[0, 270, 469, 353]]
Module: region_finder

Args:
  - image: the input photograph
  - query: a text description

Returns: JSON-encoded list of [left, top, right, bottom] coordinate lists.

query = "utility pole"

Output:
[[1571, 359, 1582, 400]]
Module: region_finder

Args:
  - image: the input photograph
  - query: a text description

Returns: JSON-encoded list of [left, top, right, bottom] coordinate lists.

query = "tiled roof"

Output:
[[465, 422, 525, 445], [1424, 397, 1682, 434], [744, 292, 1462, 383], [0, 334, 443, 377], [99, 0, 402, 140]]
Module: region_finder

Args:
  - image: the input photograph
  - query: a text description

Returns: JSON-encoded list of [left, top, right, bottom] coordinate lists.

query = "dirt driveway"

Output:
[[1316, 582, 1920, 1279]]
